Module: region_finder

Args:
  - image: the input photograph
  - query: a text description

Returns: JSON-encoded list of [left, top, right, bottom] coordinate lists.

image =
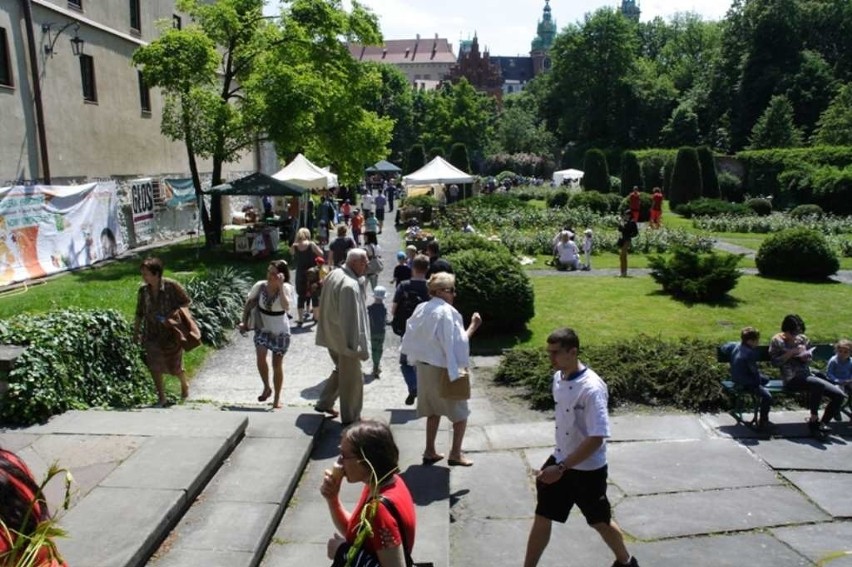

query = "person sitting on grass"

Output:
[[721, 327, 773, 430], [554, 231, 580, 271]]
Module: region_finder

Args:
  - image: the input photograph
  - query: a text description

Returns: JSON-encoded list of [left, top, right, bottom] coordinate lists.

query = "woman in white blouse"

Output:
[[400, 272, 482, 467], [239, 260, 292, 409]]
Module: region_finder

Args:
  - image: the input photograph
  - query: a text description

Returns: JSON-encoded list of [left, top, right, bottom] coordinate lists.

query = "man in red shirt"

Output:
[[629, 187, 641, 222], [650, 187, 663, 228]]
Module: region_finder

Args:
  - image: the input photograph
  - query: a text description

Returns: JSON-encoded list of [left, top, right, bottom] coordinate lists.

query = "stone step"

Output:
[[145, 408, 324, 567]]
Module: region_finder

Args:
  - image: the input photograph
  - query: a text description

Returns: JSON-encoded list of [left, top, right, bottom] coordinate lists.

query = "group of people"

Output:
[[723, 314, 850, 435]]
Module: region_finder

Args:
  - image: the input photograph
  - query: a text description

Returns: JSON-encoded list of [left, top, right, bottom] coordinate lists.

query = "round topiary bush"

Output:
[[755, 228, 839, 280], [569, 190, 611, 214], [445, 248, 534, 336], [546, 190, 570, 208], [745, 197, 773, 216], [789, 204, 823, 219]]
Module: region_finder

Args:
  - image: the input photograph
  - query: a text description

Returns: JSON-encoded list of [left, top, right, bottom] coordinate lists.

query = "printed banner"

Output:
[[0, 182, 126, 286], [162, 178, 197, 208], [130, 178, 155, 242]]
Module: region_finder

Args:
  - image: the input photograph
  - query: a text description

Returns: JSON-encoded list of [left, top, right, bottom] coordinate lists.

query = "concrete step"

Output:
[[146, 408, 324, 567]]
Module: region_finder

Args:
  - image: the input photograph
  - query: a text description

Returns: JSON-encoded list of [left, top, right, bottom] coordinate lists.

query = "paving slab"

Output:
[[630, 532, 812, 566], [483, 421, 553, 451], [610, 414, 710, 441], [242, 408, 324, 439], [0, 431, 39, 451], [450, 451, 535, 520], [703, 410, 827, 440], [261, 542, 327, 567], [607, 439, 779, 495], [160, 500, 280, 555], [59, 486, 185, 567], [151, 549, 255, 567], [780, 471, 852, 518], [772, 521, 852, 566], [747, 437, 852, 472], [616, 485, 829, 539]]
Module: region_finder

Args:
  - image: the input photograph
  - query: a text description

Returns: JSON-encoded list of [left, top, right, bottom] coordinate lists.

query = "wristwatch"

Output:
[[556, 462, 567, 473]]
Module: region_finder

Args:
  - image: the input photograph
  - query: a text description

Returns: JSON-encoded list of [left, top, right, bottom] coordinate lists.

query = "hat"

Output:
[[584, 228, 593, 236], [396, 251, 407, 260], [315, 256, 325, 265], [373, 286, 387, 300]]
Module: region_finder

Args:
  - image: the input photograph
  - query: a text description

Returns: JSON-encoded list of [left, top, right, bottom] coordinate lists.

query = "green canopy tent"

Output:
[[205, 172, 309, 236], [365, 159, 402, 173]]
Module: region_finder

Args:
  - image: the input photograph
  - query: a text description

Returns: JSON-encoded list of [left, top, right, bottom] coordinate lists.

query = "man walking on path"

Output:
[[315, 248, 371, 425], [523, 327, 639, 567]]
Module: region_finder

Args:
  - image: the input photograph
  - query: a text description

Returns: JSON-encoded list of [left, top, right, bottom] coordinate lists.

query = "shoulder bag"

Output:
[[440, 367, 471, 400]]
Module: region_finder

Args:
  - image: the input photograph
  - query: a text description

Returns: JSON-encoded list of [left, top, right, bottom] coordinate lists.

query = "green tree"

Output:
[[748, 94, 803, 149], [812, 83, 852, 145], [620, 151, 643, 196], [489, 91, 557, 156], [695, 146, 721, 199], [427, 147, 445, 160], [582, 149, 610, 193], [661, 103, 700, 148], [361, 62, 415, 165], [783, 50, 837, 137], [669, 147, 703, 207]]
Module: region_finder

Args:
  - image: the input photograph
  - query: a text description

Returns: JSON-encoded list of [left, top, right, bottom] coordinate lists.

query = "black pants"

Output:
[[786, 374, 847, 419]]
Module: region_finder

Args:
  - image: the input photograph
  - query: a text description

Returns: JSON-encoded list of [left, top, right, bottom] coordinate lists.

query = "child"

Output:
[[367, 286, 387, 378], [827, 339, 852, 394], [392, 251, 412, 286], [351, 209, 363, 245], [721, 327, 773, 429], [582, 228, 593, 271], [405, 245, 417, 268], [341, 199, 352, 225]]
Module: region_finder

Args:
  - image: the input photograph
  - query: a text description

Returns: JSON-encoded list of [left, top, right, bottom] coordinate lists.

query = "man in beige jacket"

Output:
[[315, 248, 371, 424]]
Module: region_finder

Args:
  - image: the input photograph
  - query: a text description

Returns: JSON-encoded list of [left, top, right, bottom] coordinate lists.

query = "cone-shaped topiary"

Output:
[[755, 228, 839, 280], [696, 146, 721, 199], [448, 142, 472, 174], [582, 149, 610, 193], [620, 151, 643, 196], [669, 147, 703, 208], [407, 144, 426, 173]]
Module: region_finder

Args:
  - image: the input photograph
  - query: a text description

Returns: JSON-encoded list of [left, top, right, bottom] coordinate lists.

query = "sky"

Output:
[[264, 0, 733, 57]]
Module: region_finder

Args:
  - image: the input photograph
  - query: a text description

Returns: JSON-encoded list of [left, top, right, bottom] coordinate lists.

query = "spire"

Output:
[[531, 0, 557, 52]]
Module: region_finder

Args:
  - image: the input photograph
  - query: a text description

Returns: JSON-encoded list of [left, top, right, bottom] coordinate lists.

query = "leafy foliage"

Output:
[[570, 191, 619, 215], [696, 146, 721, 199], [675, 198, 749, 218], [717, 170, 744, 202], [648, 248, 743, 302], [756, 228, 839, 280], [669, 147, 702, 207], [445, 249, 534, 336], [789, 204, 824, 219], [546, 190, 571, 209], [448, 142, 471, 174], [406, 144, 426, 173], [745, 197, 773, 216], [184, 267, 252, 347], [582, 149, 610, 193], [748, 95, 803, 150], [0, 310, 153, 425], [812, 83, 852, 146]]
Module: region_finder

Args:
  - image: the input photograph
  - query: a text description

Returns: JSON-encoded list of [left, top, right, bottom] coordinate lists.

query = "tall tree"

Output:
[[812, 83, 852, 146], [361, 62, 415, 166], [748, 94, 802, 149]]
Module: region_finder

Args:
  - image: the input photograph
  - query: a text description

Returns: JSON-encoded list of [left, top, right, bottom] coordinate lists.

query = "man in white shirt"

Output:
[[361, 192, 374, 214], [523, 328, 639, 567], [554, 231, 580, 271]]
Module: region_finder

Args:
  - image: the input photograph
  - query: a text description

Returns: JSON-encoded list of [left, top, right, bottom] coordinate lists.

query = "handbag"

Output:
[[440, 367, 471, 400], [366, 245, 384, 275]]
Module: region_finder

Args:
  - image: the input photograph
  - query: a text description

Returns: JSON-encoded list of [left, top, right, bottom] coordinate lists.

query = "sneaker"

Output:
[[818, 421, 832, 433], [404, 393, 416, 406], [611, 557, 639, 567]]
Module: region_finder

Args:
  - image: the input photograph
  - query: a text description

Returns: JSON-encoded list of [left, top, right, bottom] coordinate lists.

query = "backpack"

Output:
[[392, 282, 427, 337]]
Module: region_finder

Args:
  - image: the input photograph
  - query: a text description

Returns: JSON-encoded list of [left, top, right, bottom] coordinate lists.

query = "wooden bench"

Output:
[[717, 343, 851, 425]]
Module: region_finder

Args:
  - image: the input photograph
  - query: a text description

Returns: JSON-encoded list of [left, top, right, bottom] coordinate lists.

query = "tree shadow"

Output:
[[645, 289, 744, 308]]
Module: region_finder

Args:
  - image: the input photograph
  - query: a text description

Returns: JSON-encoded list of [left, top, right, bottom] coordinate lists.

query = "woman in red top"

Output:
[[0, 448, 68, 566], [650, 187, 664, 229], [320, 420, 416, 567]]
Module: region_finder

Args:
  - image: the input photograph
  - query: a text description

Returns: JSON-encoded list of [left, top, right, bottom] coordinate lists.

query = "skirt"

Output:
[[415, 362, 470, 423], [143, 339, 184, 376], [254, 331, 291, 355]]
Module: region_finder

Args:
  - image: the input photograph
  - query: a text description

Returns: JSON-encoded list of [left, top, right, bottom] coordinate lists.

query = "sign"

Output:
[[0, 182, 126, 286], [130, 178, 155, 242]]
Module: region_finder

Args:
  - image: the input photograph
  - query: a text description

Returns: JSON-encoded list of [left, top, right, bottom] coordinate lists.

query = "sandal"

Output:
[[422, 453, 445, 465], [447, 456, 474, 467]]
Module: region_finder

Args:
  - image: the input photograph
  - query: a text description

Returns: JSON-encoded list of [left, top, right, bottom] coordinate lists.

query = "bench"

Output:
[[717, 343, 851, 425]]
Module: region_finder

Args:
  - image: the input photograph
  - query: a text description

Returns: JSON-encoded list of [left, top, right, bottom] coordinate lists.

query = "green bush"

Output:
[[675, 198, 749, 218], [648, 248, 743, 302], [635, 149, 677, 190], [0, 310, 153, 425], [495, 170, 516, 182], [569, 190, 611, 214], [620, 151, 643, 196], [789, 204, 824, 219], [717, 171, 744, 202], [445, 249, 534, 336], [669, 147, 703, 208], [619, 192, 652, 222], [185, 267, 252, 348], [546, 190, 570, 208], [406, 144, 427, 173], [755, 228, 839, 280], [495, 337, 729, 411], [745, 197, 773, 216], [403, 194, 438, 209], [582, 149, 610, 193], [440, 232, 509, 256], [696, 146, 721, 199]]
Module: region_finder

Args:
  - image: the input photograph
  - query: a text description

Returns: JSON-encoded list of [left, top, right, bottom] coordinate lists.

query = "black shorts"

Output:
[[376, 209, 385, 221], [534, 456, 611, 525]]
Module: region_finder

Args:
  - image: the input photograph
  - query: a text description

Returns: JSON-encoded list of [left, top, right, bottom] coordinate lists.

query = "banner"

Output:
[[0, 182, 126, 286], [162, 178, 197, 208], [130, 178, 155, 242]]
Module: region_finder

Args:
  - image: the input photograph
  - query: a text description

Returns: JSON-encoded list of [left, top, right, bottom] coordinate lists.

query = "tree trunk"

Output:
[[181, 100, 213, 247], [209, 159, 224, 246]]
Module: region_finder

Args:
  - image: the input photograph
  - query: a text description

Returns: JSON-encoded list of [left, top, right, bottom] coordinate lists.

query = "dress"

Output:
[[293, 243, 319, 310], [135, 277, 191, 375], [345, 475, 416, 557], [247, 281, 291, 355]]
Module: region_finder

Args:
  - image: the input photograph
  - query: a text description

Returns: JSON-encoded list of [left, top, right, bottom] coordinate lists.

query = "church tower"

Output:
[[531, 0, 557, 75], [621, 0, 641, 22]]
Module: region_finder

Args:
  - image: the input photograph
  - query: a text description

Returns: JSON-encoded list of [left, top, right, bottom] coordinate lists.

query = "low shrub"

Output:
[[745, 197, 773, 216], [619, 192, 652, 221], [185, 267, 252, 347], [403, 194, 438, 209], [692, 212, 852, 235], [495, 337, 729, 411], [445, 249, 534, 336], [755, 228, 839, 280], [718, 171, 744, 202], [789, 204, 824, 219], [495, 170, 516, 182], [648, 248, 743, 302], [0, 310, 153, 425], [568, 191, 612, 214], [547, 190, 570, 208], [676, 198, 749, 218], [440, 232, 509, 256]]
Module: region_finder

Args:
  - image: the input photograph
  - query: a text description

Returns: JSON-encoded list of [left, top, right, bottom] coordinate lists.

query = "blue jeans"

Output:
[[399, 353, 417, 395]]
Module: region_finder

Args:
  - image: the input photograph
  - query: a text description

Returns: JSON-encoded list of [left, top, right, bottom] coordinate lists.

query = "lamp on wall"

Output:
[[42, 22, 85, 57]]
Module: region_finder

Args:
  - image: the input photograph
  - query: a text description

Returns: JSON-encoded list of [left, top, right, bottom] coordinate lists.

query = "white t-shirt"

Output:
[[400, 298, 470, 380], [552, 366, 610, 471], [555, 240, 580, 263], [248, 281, 291, 336]]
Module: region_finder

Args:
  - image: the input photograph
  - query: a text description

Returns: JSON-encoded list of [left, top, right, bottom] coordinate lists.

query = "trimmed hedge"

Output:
[[789, 204, 824, 219], [582, 149, 610, 193], [755, 228, 839, 280], [570, 190, 619, 215], [674, 198, 749, 218], [648, 248, 742, 302], [745, 197, 773, 216], [634, 149, 677, 190], [696, 146, 721, 199], [620, 151, 643, 196], [669, 147, 703, 208]]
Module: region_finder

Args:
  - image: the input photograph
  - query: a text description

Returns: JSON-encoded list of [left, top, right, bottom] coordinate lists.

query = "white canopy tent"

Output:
[[320, 166, 339, 188], [403, 156, 474, 185], [553, 168, 584, 186], [272, 153, 337, 189]]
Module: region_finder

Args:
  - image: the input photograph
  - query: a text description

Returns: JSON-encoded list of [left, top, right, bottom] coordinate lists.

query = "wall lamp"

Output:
[[42, 22, 85, 58]]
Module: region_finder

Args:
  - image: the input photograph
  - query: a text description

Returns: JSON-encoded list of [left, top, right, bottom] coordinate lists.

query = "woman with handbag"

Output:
[[320, 420, 416, 567], [400, 272, 482, 467], [238, 260, 292, 409], [134, 257, 192, 406], [363, 234, 383, 292]]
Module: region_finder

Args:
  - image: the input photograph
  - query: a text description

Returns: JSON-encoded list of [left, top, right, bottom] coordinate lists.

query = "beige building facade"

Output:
[[1, 0, 256, 186], [347, 34, 457, 89]]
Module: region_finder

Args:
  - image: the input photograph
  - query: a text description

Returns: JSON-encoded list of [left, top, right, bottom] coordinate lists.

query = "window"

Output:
[[68, 0, 82, 9], [138, 71, 150, 112], [130, 0, 141, 33], [0, 28, 12, 87], [172, 14, 182, 30], [79, 54, 97, 102]]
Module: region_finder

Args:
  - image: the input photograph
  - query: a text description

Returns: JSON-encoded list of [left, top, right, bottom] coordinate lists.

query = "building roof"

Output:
[[491, 57, 535, 83], [348, 35, 457, 64]]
